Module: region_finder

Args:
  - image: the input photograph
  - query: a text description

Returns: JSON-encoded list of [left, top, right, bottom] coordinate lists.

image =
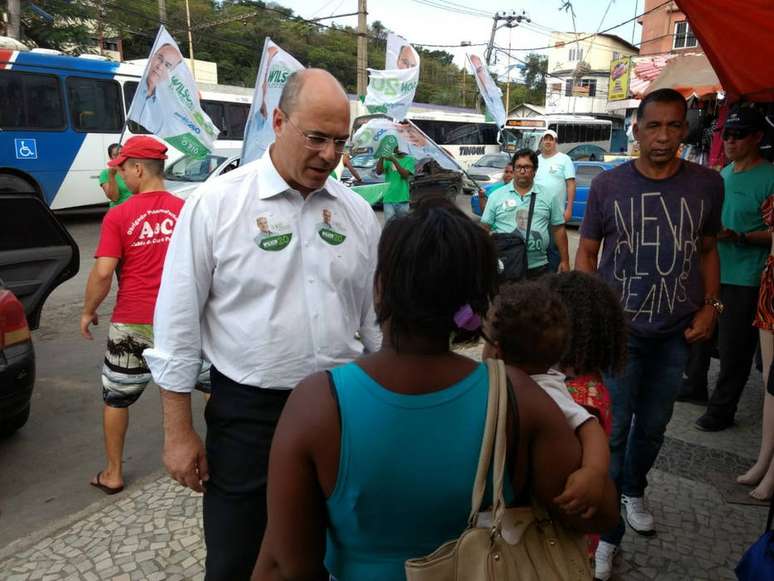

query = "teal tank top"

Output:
[[324, 361, 492, 581]]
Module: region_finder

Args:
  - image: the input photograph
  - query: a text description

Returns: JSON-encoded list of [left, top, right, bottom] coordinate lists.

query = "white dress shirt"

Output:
[[144, 151, 382, 392]]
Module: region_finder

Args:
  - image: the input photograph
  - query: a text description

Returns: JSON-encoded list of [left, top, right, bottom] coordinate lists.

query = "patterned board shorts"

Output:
[[101, 323, 212, 408]]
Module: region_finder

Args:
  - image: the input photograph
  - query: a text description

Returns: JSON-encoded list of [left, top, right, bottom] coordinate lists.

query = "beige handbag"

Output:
[[405, 359, 592, 581]]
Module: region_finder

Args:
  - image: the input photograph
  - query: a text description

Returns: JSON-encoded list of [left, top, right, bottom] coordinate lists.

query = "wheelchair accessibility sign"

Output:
[[15, 139, 38, 160]]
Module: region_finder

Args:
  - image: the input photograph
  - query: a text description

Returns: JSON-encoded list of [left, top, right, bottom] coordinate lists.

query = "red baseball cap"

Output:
[[108, 136, 168, 168]]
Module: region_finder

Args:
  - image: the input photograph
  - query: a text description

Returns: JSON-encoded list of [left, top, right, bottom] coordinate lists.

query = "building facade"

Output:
[[544, 32, 638, 118], [638, 0, 704, 56]]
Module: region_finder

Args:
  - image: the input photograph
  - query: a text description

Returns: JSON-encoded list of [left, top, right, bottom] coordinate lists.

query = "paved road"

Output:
[[1, 194, 573, 551], [0, 208, 208, 550]]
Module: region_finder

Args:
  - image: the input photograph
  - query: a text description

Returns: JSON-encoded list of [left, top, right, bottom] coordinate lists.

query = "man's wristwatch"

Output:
[[704, 297, 725, 315]]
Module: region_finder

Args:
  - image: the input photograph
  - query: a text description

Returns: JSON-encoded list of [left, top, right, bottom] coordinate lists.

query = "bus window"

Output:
[[446, 122, 480, 145], [202, 100, 225, 135], [226, 103, 249, 140], [66, 77, 123, 133], [122, 81, 150, 134], [0, 71, 65, 130], [479, 124, 499, 144]]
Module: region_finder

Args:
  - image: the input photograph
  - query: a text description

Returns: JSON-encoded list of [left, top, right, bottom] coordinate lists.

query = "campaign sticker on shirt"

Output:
[[504, 199, 517, 208], [317, 208, 347, 246], [255, 215, 292, 251]]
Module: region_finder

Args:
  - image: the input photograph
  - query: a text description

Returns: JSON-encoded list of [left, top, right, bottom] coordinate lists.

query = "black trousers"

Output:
[[684, 284, 760, 421], [203, 366, 291, 581]]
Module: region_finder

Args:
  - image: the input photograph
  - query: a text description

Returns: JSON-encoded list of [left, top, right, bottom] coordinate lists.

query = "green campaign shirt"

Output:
[[718, 161, 774, 287], [481, 183, 564, 270], [535, 152, 575, 207], [99, 169, 132, 207], [382, 155, 416, 204]]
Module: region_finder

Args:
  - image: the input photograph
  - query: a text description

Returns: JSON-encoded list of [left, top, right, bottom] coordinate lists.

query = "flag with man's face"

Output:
[[126, 26, 219, 158], [466, 53, 506, 128], [242, 38, 305, 165], [365, 33, 420, 121]]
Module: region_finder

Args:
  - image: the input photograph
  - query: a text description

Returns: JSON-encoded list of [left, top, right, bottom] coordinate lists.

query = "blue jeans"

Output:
[[601, 331, 689, 545], [383, 202, 410, 223]]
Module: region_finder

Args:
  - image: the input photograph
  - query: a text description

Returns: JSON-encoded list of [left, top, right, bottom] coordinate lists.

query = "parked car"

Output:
[[569, 161, 620, 224], [0, 194, 79, 436], [466, 152, 512, 184], [469, 161, 619, 223], [164, 149, 241, 199], [566, 144, 608, 162]]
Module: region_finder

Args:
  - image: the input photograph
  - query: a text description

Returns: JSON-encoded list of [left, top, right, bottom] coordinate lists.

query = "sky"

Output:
[[276, 0, 645, 77]]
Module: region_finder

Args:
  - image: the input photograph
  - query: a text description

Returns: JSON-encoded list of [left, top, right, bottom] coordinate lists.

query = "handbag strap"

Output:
[[468, 359, 501, 523], [489, 358, 509, 527]]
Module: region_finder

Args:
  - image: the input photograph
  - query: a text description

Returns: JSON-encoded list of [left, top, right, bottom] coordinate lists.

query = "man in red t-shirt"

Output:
[[80, 136, 184, 495]]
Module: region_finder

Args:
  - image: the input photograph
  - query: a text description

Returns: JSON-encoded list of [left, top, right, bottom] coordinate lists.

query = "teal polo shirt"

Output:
[[481, 183, 564, 269], [718, 162, 774, 287]]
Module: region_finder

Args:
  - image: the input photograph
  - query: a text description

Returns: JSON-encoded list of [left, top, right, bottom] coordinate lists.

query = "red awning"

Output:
[[676, 0, 774, 102]]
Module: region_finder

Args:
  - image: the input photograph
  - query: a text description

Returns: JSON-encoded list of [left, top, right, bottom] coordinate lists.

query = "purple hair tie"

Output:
[[454, 304, 481, 331]]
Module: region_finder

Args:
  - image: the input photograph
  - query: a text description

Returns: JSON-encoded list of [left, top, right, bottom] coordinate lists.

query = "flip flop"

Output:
[[90, 471, 124, 495]]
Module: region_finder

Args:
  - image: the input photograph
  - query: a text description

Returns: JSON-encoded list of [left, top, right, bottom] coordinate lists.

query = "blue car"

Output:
[[569, 161, 620, 225]]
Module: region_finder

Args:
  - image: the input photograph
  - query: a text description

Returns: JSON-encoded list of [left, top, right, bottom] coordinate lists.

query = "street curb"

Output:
[[0, 468, 172, 562]]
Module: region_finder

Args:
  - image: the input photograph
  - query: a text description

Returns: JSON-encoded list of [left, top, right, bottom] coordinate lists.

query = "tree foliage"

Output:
[[16, 0, 547, 109]]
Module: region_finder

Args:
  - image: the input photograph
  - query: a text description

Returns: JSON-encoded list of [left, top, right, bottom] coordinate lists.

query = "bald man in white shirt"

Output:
[[144, 69, 381, 580]]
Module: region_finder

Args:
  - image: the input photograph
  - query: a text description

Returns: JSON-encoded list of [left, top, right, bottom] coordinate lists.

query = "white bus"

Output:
[[0, 49, 253, 209], [352, 108, 501, 170], [500, 115, 612, 157]]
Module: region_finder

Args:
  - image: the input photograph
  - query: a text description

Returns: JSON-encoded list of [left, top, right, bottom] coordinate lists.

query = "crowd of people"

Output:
[[79, 69, 773, 581]]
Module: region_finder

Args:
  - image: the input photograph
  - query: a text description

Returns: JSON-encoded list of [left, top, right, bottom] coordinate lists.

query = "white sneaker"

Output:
[[594, 541, 618, 581], [622, 495, 655, 535]]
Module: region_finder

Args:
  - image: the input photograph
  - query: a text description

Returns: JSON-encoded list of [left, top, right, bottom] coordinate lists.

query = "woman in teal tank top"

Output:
[[254, 200, 618, 581]]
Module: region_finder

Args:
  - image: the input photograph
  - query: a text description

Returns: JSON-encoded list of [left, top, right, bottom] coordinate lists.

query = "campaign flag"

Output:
[[466, 53, 506, 128], [242, 38, 305, 165], [365, 33, 420, 121], [349, 117, 460, 172], [126, 26, 219, 158]]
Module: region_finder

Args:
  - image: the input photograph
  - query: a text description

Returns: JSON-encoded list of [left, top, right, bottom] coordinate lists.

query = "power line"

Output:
[[498, 0, 671, 52]]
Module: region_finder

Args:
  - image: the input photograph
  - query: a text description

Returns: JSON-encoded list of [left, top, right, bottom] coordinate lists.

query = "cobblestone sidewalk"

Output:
[[0, 352, 769, 580]]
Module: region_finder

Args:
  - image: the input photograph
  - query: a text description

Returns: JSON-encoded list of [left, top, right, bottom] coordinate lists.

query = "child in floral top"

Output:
[[543, 271, 628, 436], [543, 271, 628, 556]]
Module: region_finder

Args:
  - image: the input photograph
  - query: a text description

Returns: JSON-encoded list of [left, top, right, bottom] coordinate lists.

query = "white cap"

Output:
[[542, 129, 558, 141]]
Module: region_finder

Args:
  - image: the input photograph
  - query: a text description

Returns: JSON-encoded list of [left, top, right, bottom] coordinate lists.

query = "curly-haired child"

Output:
[[482, 281, 611, 519], [543, 271, 628, 437]]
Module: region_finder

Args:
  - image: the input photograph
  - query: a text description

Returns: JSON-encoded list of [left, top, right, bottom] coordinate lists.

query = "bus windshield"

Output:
[[500, 128, 544, 152]]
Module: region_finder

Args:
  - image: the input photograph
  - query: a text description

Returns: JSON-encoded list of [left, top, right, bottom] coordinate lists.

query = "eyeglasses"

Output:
[[514, 164, 535, 172], [722, 129, 752, 141], [281, 110, 348, 153]]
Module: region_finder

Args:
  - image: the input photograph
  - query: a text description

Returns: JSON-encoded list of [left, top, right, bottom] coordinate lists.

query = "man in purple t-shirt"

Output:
[[576, 89, 723, 581]]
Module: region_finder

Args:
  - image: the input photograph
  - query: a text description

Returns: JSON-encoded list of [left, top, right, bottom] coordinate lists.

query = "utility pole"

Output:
[[356, 0, 368, 98], [184, 0, 196, 79], [158, 0, 167, 25], [484, 10, 530, 67], [7, 0, 21, 40], [482, 10, 529, 114]]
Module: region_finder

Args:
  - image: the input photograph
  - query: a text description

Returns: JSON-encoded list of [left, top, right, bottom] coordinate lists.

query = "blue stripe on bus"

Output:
[[0, 53, 120, 204]]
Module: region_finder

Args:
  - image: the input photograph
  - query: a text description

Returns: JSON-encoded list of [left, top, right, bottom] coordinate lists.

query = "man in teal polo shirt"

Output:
[[99, 143, 133, 207], [481, 148, 570, 278], [535, 129, 575, 272], [376, 145, 415, 222], [683, 107, 774, 431]]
